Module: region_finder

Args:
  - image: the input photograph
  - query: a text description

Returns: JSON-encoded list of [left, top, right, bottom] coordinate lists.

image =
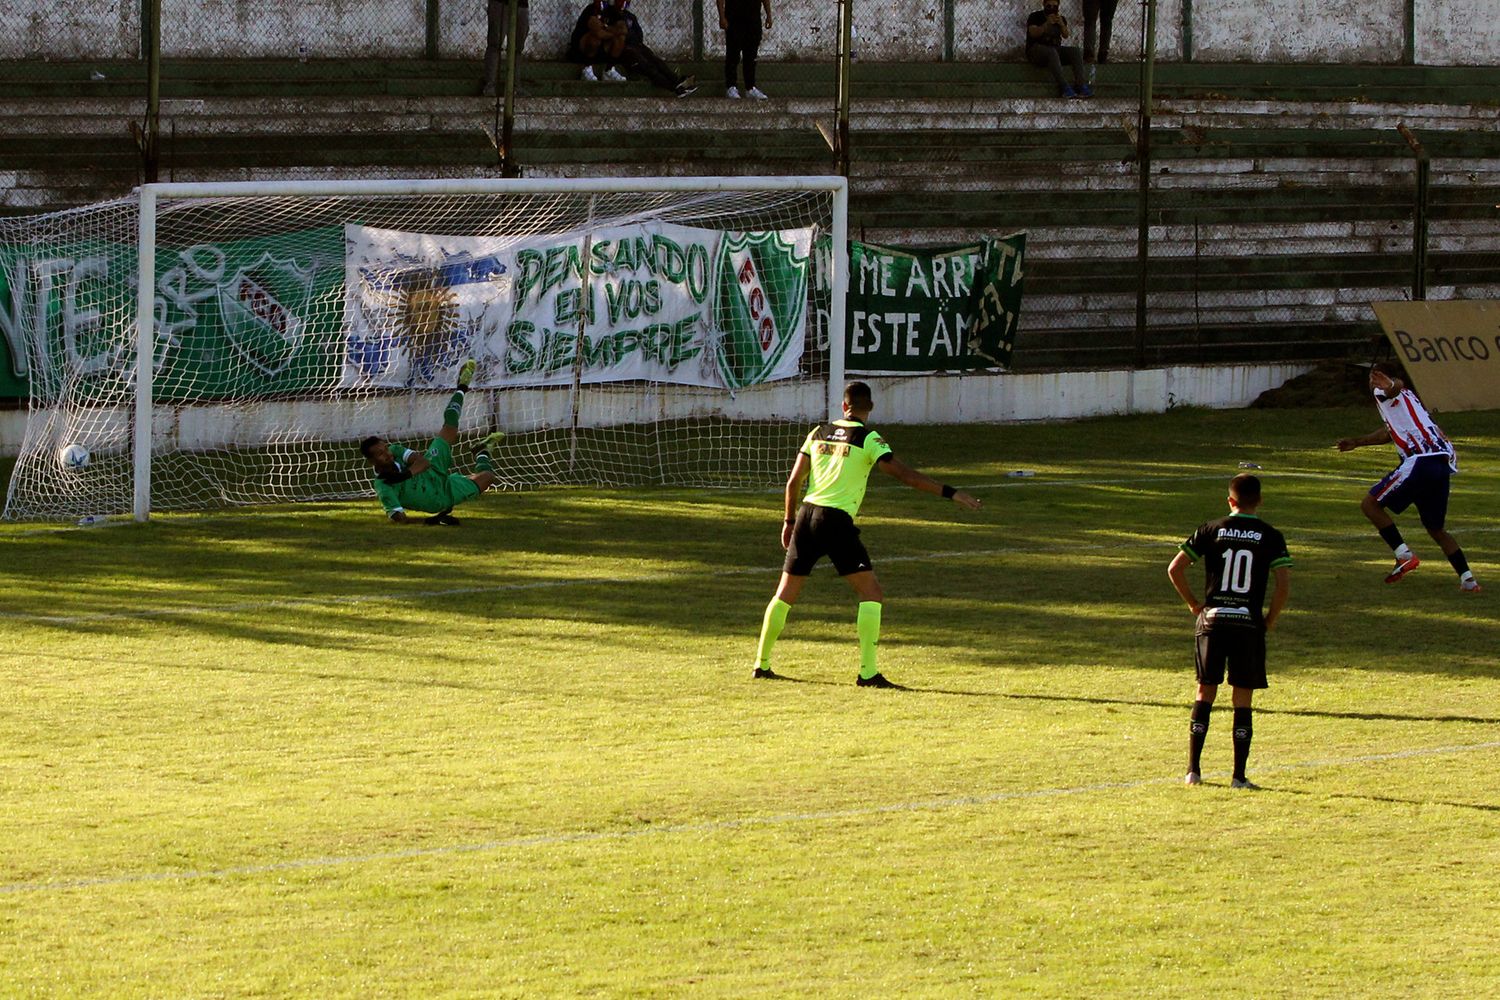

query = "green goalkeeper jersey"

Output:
[[799, 419, 893, 518], [372, 441, 461, 517]]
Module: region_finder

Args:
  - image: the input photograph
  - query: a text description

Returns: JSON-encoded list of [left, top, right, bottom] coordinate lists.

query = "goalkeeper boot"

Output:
[[752, 667, 785, 680], [456, 358, 477, 390]]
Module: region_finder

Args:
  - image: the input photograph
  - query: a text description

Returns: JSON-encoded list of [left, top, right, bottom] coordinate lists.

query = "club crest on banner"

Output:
[[712, 231, 811, 390]]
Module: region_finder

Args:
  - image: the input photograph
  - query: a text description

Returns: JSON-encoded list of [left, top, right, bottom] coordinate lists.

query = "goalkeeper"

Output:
[[359, 359, 505, 526]]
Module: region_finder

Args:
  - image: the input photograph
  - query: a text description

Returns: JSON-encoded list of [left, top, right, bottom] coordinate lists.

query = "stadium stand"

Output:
[[3, 59, 1498, 371]]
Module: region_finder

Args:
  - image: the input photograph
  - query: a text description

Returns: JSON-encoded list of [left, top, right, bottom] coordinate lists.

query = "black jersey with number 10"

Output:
[[1180, 513, 1292, 632]]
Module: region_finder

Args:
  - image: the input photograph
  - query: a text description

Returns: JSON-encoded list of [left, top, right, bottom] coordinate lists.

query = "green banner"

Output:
[[845, 234, 1025, 373], [0, 229, 344, 403]]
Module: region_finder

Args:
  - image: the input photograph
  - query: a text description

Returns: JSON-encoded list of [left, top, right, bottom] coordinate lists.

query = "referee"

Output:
[[753, 381, 982, 687], [1167, 474, 1293, 788]]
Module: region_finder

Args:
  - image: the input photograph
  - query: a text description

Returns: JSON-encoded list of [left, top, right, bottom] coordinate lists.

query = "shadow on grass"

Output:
[[1263, 786, 1500, 814], [4, 409, 1497, 678], [965, 690, 1500, 726]]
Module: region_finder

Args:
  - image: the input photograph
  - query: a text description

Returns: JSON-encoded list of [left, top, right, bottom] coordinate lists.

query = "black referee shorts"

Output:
[[1194, 627, 1268, 689], [783, 504, 873, 577]]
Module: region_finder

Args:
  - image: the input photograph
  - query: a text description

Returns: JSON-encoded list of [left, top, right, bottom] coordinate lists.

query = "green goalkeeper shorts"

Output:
[[447, 473, 482, 507]]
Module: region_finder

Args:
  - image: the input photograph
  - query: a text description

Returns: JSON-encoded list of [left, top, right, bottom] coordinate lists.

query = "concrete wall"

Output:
[[2, 1, 1497, 64], [1191, 1, 1405, 64], [0, 363, 1310, 457]]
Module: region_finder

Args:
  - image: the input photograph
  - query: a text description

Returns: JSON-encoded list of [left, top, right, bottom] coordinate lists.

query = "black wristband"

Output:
[[784, 517, 795, 525], [941, 484, 956, 500]]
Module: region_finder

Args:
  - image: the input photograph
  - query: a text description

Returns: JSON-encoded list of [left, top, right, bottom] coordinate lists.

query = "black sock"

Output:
[[1446, 548, 1470, 575], [1232, 707, 1253, 781], [1378, 524, 1405, 551], [1188, 701, 1212, 775]]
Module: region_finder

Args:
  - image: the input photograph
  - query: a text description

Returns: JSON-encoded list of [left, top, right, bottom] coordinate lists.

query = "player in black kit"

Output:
[[1167, 474, 1292, 789]]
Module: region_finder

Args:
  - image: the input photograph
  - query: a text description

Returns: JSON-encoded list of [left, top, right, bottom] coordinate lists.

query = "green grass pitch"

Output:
[[2, 406, 1498, 997]]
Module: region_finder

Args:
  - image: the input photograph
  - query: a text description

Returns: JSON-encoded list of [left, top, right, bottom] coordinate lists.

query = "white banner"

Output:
[[343, 221, 813, 390]]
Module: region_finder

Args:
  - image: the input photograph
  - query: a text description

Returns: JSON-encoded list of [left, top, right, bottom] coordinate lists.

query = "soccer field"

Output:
[[2, 406, 1498, 997]]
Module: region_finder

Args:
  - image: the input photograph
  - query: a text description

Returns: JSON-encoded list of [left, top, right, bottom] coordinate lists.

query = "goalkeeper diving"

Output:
[[359, 359, 506, 526]]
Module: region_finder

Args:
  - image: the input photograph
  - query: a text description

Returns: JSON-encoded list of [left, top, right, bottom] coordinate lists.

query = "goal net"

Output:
[[1, 178, 847, 521]]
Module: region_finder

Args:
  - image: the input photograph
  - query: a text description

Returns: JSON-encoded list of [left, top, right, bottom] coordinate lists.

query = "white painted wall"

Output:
[[1191, 0, 1404, 64], [1, 0, 139, 59], [1417, 0, 1500, 66], [0, 363, 1309, 457], [4, 1, 1497, 64]]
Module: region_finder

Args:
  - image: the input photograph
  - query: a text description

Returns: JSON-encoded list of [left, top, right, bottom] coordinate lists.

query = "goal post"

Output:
[[2, 176, 848, 522]]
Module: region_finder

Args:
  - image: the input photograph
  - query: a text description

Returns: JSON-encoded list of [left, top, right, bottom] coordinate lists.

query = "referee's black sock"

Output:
[[1188, 701, 1212, 776], [1232, 707, 1253, 781], [1378, 524, 1406, 553], [1446, 547, 1470, 576]]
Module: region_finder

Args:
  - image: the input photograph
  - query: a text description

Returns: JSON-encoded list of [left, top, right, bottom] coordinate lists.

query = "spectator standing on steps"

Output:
[[1026, 0, 1091, 98], [482, 0, 530, 97], [718, 0, 773, 100], [1082, 0, 1119, 65]]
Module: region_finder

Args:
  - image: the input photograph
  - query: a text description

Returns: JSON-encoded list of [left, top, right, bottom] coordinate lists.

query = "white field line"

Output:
[[4, 739, 1497, 896], [4, 470, 1497, 627]]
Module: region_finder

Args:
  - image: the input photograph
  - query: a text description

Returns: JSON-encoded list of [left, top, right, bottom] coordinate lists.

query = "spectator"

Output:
[[1026, 0, 1091, 98], [607, 0, 699, 98], [482, 0, 530, 97], [568, 0, 630, 83], [718, 0, 773, 100], [1082, 0, 1119, 64]]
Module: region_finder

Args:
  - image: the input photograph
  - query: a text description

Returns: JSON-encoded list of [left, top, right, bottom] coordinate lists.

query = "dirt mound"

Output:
[[1249, 360, 1405, 408]]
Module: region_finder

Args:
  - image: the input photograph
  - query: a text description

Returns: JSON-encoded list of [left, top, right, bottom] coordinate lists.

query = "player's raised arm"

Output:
[[876, 455, 981, 510]]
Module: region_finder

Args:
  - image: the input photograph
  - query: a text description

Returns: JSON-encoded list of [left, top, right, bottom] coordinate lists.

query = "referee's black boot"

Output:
[[856, 672, 898, 688]]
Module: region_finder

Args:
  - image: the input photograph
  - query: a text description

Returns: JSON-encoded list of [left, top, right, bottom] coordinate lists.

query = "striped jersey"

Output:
[[1375, 387, 1456, 471], [799, 420, 893, 518]]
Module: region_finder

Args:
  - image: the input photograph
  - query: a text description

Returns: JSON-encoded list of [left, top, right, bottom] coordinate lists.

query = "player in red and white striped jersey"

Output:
[[1336, 363, 1480, 592]]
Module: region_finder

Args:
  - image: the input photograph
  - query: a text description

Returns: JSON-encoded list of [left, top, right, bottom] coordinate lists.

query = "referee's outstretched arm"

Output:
[[877, 457, 982, 511]]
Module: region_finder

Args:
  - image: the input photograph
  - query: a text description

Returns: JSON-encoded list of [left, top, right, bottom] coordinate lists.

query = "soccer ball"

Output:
[[58, 444, 91, 470]]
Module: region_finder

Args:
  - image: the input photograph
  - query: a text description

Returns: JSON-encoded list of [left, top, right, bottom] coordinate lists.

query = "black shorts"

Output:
[[1194, 628, 1268, 689], [1369, 454, 1451, 531], [783, 504, 872, 577]]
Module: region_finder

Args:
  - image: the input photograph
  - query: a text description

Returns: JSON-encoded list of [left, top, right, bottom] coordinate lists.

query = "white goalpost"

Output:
[[1, 176, 848, 521]]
